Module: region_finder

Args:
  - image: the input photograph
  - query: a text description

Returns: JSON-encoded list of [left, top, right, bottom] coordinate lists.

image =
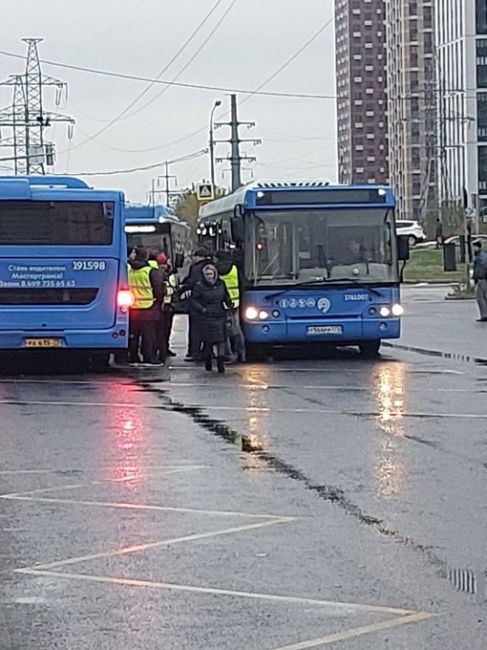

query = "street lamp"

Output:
[[209, 99, 222, 189]]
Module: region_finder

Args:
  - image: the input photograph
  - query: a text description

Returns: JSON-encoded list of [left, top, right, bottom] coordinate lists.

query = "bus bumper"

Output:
[[0, 328, 129, 350], [243, 317, 401, 344]]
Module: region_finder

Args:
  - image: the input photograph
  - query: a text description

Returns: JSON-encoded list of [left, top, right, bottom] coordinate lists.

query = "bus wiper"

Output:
[[266, 277, 382, 299], [265, 278, 329, 299], [321, 277, 382, 296]]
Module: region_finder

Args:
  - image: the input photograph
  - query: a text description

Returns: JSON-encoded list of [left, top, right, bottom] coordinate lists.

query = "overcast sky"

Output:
[[0, 0, 337, 203]]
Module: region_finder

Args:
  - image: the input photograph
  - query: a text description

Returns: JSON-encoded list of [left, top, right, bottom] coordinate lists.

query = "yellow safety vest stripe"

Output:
[[128, 265, 155, 309], [220, 264, 240, 308]]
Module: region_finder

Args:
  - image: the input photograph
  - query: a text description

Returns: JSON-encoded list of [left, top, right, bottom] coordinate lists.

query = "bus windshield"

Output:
[[244, 209, 397, 285], [0, 201, 113, 246]]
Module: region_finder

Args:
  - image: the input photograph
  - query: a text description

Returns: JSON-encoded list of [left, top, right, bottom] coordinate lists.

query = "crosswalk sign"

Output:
[[197, 183, 214, 201]]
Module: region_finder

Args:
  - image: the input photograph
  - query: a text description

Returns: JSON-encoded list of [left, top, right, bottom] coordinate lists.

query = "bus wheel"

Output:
[[90, 352, 111, 372], [359, 341, 381, 358], [246, 344, 271, 362]]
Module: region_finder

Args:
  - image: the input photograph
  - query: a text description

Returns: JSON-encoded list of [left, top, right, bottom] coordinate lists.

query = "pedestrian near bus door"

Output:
[[216, 250, 246, 363]]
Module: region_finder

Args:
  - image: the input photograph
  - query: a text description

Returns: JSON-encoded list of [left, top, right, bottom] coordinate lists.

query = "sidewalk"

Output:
[[387, 285, 487, 363]]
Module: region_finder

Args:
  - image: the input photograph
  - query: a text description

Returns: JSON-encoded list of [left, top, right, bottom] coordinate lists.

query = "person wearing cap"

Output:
[[473, 240, 487, 322], [127, 246, 164, 365], [180, 247, 213, 361]]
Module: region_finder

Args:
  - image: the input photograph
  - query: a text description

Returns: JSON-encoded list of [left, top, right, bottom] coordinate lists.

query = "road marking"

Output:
[[164, 382, 477, 394], [0, 494, 290, 521], [0, 399, 483, 419], [25, 518, 292, 571], [0, 469, 55, 475], [0, 466, 208, 498], [0, 464, 207, 477], [270, 611, 433, 649], [14, 568, 416, 615]]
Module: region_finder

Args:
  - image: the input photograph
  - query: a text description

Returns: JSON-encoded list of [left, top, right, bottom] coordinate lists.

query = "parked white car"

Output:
[[395, 220, 427, 246], [443, 234, 487, 248]]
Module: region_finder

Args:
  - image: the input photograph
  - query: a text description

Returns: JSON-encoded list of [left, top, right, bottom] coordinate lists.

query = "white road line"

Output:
[[0, 464, 205, 477], [14, 568, 416, 615], [0, 494, 291, 521], [164, 382, 476, 393], [25, 519, 291, 571], [0, 399, 483, 419], [269, 611, 433, 649], [0, 466, 207, 498]]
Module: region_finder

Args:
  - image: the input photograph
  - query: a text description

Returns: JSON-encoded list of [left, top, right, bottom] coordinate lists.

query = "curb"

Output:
[[383, 341, 487, 366]]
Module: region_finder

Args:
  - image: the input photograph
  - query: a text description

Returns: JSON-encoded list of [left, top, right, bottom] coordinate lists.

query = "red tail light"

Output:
[[117, 289, 134, 311]]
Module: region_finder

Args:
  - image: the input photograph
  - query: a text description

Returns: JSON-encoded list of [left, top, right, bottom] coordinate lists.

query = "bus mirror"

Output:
[[231, 216, 244, 243], [397, 235, 410, 261]]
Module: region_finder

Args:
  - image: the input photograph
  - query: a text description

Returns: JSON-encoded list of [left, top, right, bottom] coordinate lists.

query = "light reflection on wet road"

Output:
[[0, 335, 485, 649]]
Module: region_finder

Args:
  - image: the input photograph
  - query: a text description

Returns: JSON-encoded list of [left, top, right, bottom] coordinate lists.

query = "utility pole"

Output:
[[160, 162, 179, 207], [148, 162, 183, 208], [214, 94, 261, 191], [208, 99, 221, 190], [0, 38, 75, 174]]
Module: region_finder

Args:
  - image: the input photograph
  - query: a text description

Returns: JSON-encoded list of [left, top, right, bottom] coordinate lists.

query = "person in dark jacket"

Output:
[[473, 240, 487, 321], [128, 246, 164, 365], [191, 264, 232, 373], [180, 247, 213, 361]]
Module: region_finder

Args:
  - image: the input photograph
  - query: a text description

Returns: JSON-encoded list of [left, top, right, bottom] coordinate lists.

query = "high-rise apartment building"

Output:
[[437, 0, 487, 217], [335, 0, 389, 185], [386, 0, 437, 222]]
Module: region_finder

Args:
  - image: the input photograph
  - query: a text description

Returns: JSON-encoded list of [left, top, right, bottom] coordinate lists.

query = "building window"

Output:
[[477, 0, 487, 35], [479, 94, 487, 141]]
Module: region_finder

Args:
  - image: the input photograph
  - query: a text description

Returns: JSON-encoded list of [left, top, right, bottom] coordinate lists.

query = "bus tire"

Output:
[[90, 352, 111, 371], [246, 343, 270, 362], [359, 340, 381, 357]]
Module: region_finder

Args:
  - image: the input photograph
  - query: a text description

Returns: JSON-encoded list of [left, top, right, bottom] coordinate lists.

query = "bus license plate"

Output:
[[24, 338, 63, 348], [307, 325, 343, 336]]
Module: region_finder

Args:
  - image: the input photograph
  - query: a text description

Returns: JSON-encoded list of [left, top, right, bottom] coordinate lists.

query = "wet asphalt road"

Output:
[[0, 289, 486, 649]]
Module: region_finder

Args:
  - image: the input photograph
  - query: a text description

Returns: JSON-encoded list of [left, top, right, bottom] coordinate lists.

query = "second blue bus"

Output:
[[198, 182, 409, 356]]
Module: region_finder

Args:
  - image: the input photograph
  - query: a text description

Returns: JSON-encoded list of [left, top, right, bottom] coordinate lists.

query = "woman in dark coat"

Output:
[[191, 264, 232, 373]]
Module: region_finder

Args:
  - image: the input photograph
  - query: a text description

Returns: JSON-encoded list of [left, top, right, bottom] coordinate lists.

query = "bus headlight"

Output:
[[392, 304, 404, 316], [258, 310, 270, 320], [379, 306, 391, 318], [245, 306, 259, 320]]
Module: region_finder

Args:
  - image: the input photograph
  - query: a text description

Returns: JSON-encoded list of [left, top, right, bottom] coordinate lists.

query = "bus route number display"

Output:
[[72, 261, 107, 271]]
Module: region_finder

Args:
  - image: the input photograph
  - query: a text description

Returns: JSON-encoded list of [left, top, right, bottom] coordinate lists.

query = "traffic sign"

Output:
[[197, 183, 214, 201]]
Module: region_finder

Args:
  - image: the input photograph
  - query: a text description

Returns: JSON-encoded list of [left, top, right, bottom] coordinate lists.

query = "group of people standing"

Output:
[[127, 245, 246, 373], [127, 246, 176, 366]]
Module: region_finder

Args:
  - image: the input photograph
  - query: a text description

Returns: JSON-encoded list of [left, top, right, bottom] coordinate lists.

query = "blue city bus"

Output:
[[198, 182, 409, 356], [0, 176, 130, 364], [124, 203, 191, 277]]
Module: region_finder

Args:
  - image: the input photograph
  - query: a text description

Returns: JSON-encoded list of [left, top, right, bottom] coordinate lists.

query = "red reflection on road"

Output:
[[102, 382, 146, 490]]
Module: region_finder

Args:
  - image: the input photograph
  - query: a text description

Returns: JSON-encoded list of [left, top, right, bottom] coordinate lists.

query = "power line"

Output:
[[122, 0, 239, 121], [240, 14, 335, 105], [67, 148, 207, 176], [0, 49, 331, 99], [58, 0, 229, 153]]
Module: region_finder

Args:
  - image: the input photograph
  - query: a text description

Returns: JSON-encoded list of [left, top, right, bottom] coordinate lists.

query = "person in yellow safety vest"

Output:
[[216, 249, 246, 363], [127, 246, 164, 366]]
